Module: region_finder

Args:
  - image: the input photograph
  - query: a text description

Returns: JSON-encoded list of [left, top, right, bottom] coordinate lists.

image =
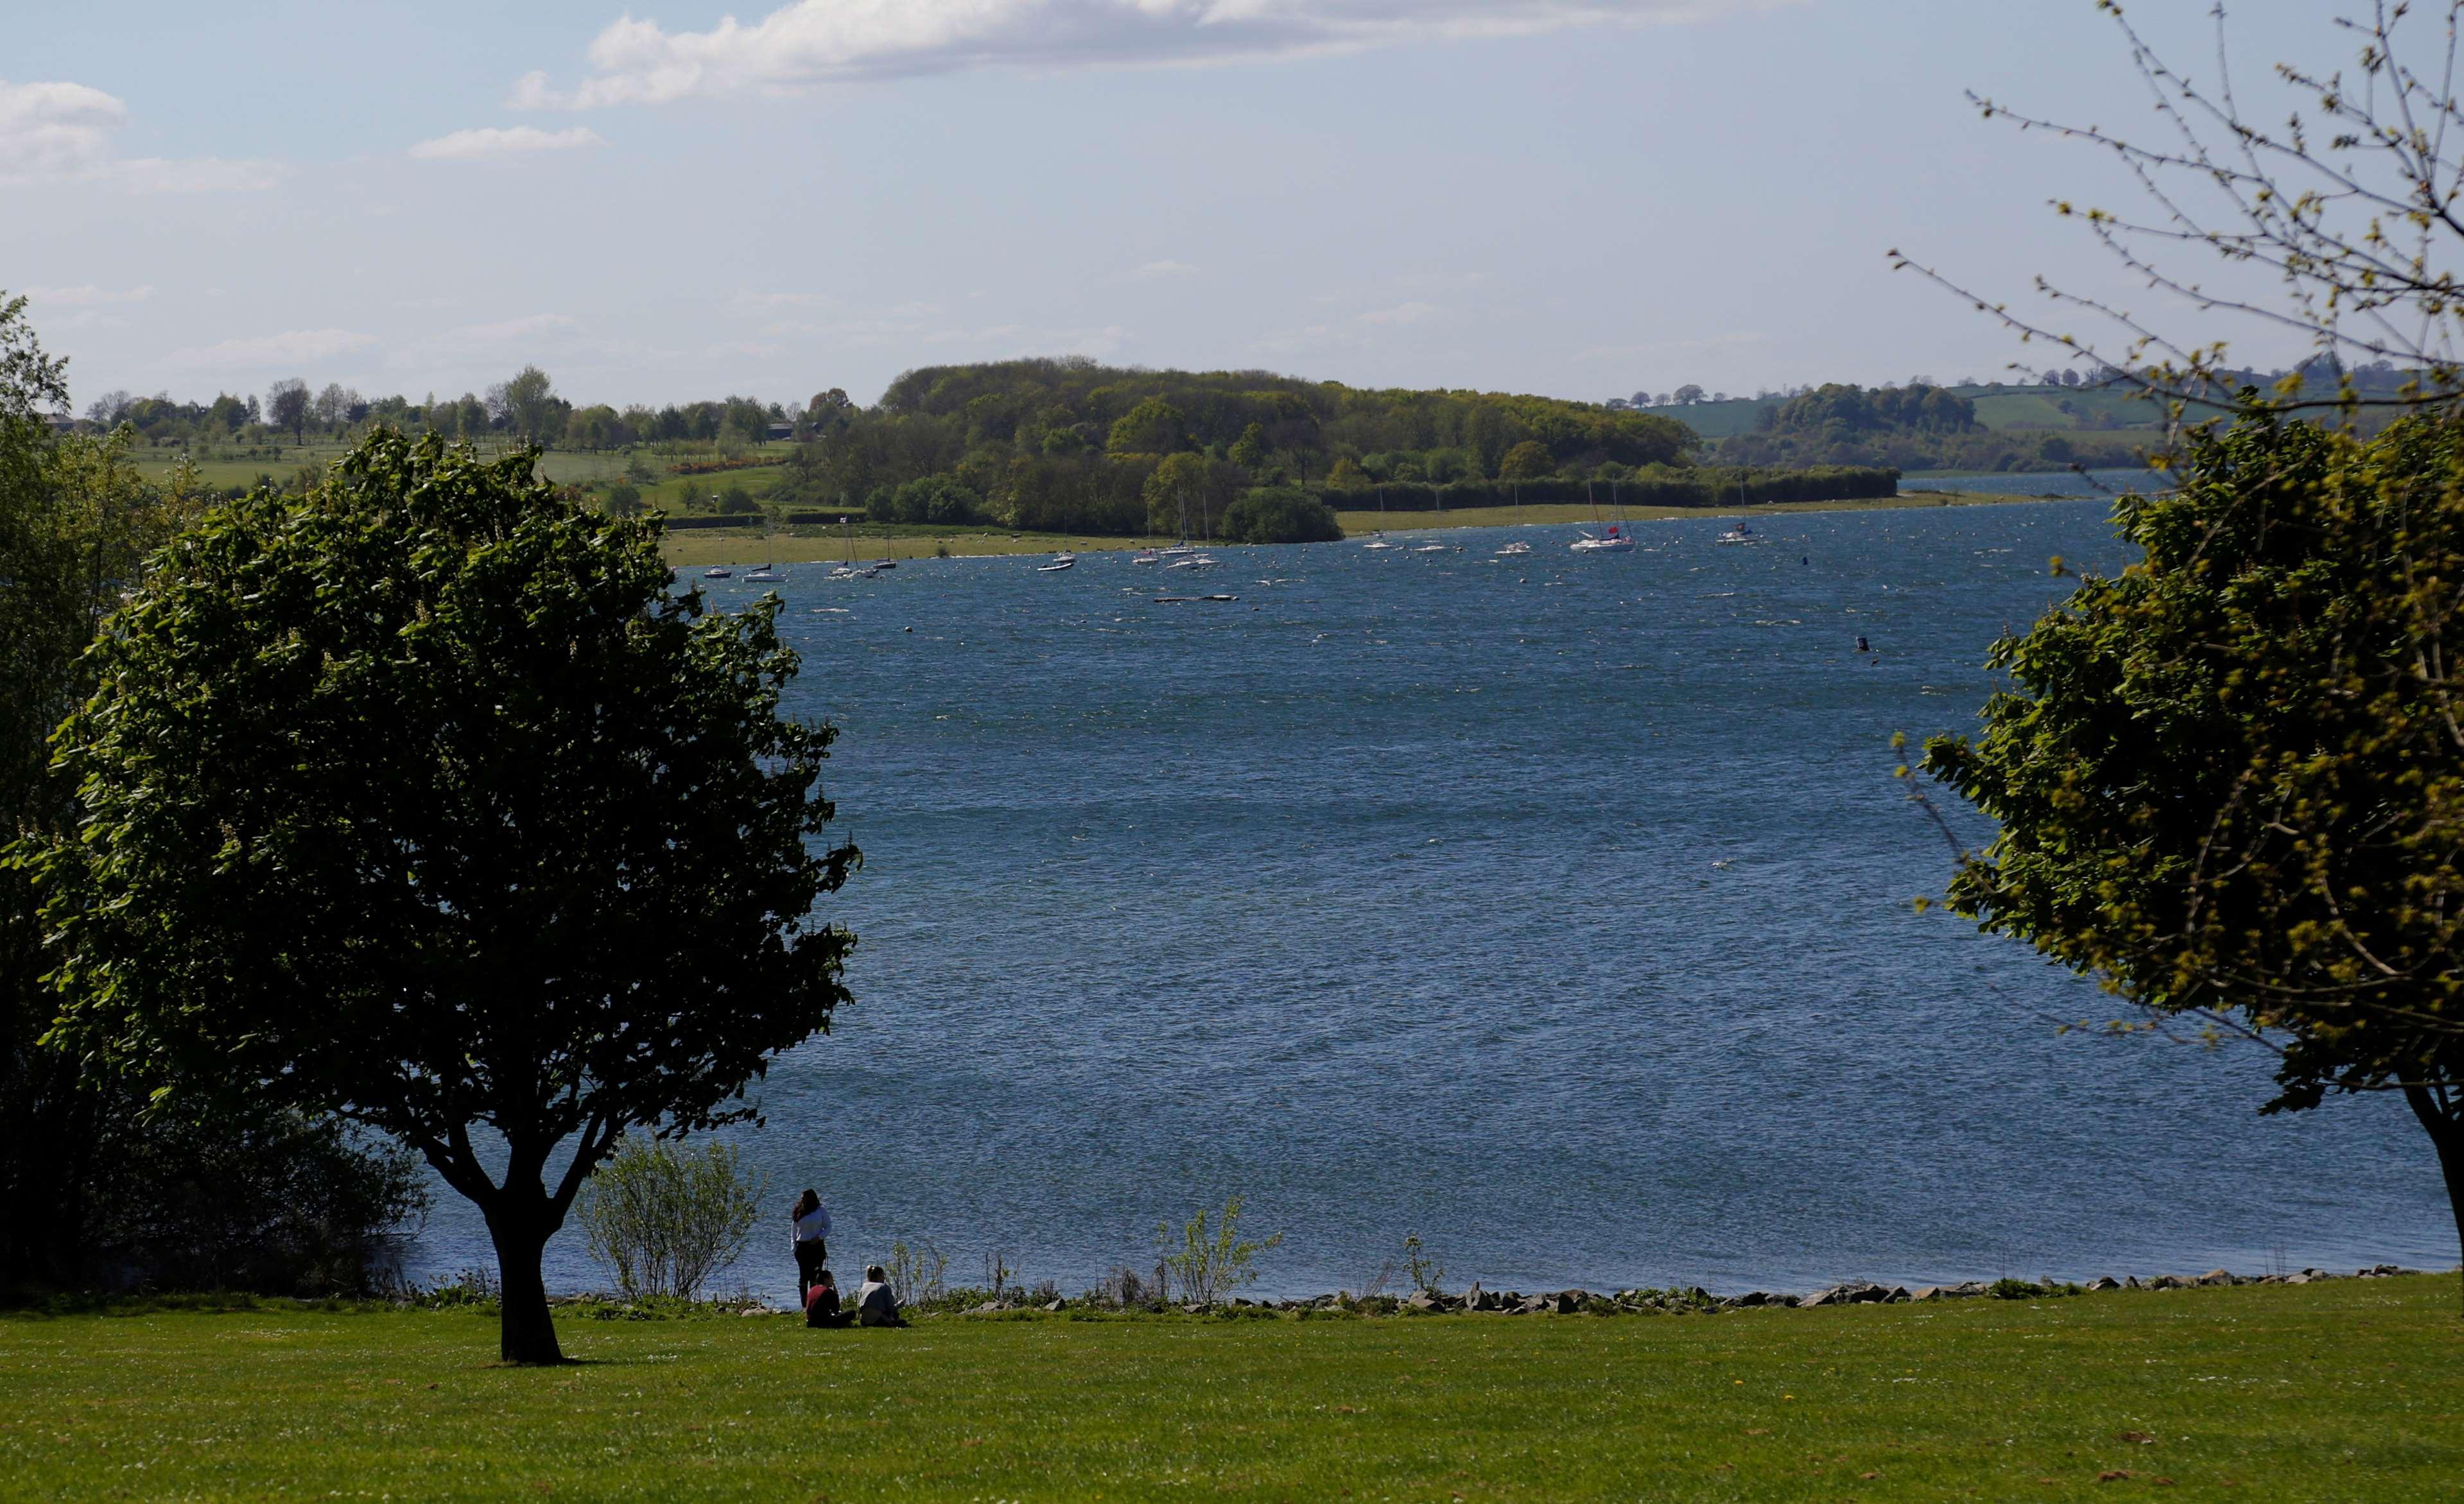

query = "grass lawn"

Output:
[[3, 1277, 2456, 1500]]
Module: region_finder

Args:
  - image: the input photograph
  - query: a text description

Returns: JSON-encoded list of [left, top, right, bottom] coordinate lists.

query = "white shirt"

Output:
[[794, 1207, 831, 1243]]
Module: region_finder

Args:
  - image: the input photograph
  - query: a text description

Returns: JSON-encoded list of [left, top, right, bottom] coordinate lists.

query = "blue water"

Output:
[[406, 501, 2454, 1304], [1900, 467, 2160, 498]]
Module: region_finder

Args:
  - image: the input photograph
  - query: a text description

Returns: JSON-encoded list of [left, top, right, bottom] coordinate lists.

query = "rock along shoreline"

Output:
[[690, 1262, 2442, 1320]]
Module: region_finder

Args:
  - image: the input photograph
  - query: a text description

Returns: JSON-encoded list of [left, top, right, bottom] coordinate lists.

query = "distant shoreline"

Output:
[[660, 487, 2072, 567]]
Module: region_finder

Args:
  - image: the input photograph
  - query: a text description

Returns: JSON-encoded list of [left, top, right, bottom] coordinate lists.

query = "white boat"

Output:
[[1362, 539, 1397, 550], [1131, 548, 1161, 566], [1412, 541, 1450, 553], [1569, 481, 1636, 553], [1716, 523, 1764, 546], [1495, 541, 1531, 557], [702, 566, 733, 579], [827, 516, 874, 578], [743, 564, 785, 582], [1166, 554, 1219, 570], [1038, 553, 1077, 573]]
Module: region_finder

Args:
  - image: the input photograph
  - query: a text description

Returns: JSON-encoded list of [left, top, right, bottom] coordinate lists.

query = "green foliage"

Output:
[[492, 365, 560, 445], [28, 431, 857, 1361], [576, 1139, 763, 1301], [885, 474, 980, 525], [1723, 381, 2146, 472], [2, 299, 421, 1298], [1156, 1194, 1283, 1306], [1141, 451, 1244, 537], [1922, 411, 2464, 1279], [1497, 440, 1555, 481], [1220, 485, 1342, 544], [1403, 1234, 1445, 1298], [716, 483, 758, 515], [1106, 397, 1187, 456], [776, 358, 1696, 536], [604, 481, 644, 517]]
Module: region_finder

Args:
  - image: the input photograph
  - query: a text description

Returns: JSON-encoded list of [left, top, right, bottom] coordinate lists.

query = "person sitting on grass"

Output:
[[804, 1268, 847, 1329], [855, 1264, 905, 1327]]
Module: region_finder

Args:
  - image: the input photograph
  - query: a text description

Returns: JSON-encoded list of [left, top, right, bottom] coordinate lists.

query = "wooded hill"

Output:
[[774, 358, 1755, 536]]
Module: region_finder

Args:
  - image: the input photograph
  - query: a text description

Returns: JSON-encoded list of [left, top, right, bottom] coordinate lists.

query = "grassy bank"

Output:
[[4, 1277, 2456, 1500]]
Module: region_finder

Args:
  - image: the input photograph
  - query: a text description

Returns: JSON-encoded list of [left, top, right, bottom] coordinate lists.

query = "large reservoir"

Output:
[[409, 499, 2454, 1302]]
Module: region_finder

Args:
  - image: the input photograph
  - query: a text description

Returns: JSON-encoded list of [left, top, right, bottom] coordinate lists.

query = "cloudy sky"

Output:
[[4, 1, 2343, 411]]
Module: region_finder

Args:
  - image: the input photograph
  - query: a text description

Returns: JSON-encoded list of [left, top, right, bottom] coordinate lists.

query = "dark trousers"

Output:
[[795, 1239, 828, 1291]]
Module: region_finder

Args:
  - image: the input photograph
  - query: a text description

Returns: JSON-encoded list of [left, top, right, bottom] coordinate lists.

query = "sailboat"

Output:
[[1037, 551, 1077, 573], [1716, 471, 1766, 544], [827, 515, 871, 579], [743, 562, 785, 582], [1569, 480, 1635, 553], [873, 518, 897, 569]]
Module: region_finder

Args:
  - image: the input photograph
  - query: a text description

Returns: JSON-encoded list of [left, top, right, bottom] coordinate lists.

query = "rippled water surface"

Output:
[[408, 502, 2454, 1302]]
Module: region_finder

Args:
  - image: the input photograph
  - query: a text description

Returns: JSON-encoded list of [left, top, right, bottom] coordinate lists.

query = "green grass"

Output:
[[4, 1279, 2457, 1500]]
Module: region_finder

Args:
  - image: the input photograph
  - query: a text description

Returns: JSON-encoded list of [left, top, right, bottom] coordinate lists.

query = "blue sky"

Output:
[[3, 1, 2341, 411]]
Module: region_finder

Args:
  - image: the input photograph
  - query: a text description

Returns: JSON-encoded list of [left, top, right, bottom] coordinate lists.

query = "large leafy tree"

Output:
[[1922, 412, 2464, 1297], [34, 433, 856, 1360]]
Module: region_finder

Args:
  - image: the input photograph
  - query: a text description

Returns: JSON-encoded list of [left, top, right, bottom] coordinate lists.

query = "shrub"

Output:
[[716, 484, 758, 515], [887, 475, 980, 525], [576, 1140, 763, 1301], [1156, 1194, 1282, 1306], [886, 1238, 950, 1306], [1220, 485, 1342, 544]]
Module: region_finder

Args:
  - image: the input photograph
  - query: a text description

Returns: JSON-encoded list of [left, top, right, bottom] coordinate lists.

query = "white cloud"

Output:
[[1133, 259, 1199, 279], [155, 329, 379, 373], [0, 79, 281, 191], [407, 125, 607, 160], [514, 0, 1787, 106], [24, 283, 155, 306]]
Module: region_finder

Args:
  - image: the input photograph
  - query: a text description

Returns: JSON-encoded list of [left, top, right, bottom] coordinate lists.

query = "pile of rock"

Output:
[[921, 1262, 2440, 1320]]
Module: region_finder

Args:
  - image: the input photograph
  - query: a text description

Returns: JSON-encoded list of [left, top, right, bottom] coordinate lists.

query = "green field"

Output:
[[2, 1278, 2455, 1500], [128, 441, 801, 515]]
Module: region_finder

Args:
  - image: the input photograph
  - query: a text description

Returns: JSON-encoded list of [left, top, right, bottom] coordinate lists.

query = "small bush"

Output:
[[575, 1140, 763, 1301], [1220, 486, 1342, 544], [887, 1240, 951, 1307], [1157, 1194, 1283, 1306]]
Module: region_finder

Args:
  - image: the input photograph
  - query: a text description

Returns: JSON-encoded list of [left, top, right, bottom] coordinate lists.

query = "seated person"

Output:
[[804, 1268, 847, 1328], [855, 1264, 905, 1327]]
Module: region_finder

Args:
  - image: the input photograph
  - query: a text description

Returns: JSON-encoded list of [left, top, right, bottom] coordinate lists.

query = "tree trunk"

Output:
[[2402, 1085, 2464, 1316], [484, 1201, 564, 1365]]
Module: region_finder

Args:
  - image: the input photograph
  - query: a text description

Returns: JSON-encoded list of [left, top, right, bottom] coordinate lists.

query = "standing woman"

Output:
[[791, 1189, 831, 1293]]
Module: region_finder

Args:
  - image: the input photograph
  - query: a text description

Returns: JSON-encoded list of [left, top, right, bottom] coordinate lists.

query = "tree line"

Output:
[[80, 365, 800, 453]]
